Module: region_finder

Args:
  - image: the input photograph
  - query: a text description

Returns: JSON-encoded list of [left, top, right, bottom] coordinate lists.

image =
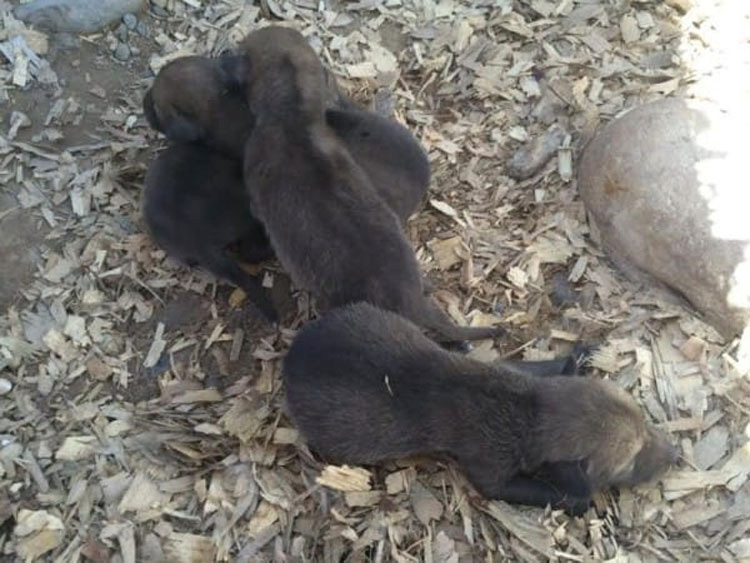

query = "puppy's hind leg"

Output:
[[198, 250, 278, 324], [418, 299, 503, 348], [495, 342, 594, 377]]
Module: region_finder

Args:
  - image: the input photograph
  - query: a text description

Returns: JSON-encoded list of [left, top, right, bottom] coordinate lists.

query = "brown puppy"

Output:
[[143, 53, 430, 225], [142, 143, 277, 321], [229, 26, 498, 344], [283, 303, 678, 515], [143, 56, 252, 159]]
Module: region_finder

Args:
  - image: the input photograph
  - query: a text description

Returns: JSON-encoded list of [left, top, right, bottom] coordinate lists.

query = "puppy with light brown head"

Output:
[[283, 303, 679, 515], [532, 378, 677, 492], [226, 26, 499, 345], [143, 56, 253, 158]]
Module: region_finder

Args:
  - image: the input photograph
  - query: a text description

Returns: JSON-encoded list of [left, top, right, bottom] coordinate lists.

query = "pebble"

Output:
[[551, 274, 578, 307], [507, 124, 567, 180], [115, 22, 129, 42], [123, 12, 137, 29], [0, 378, 12, 395], [113, 42, 131, 61], [135, 20, 148, 36]]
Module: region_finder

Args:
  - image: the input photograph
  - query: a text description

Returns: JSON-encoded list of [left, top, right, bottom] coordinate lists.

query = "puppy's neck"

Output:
[[251, 57, 326, 126]]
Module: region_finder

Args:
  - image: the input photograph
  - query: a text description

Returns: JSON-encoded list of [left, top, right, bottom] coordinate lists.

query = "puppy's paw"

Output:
[[557, 495, 592, 517]]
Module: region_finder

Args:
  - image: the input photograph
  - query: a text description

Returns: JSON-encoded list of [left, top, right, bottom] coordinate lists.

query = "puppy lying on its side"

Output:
[[142, 143, 277, 321], [283, 303, 678, 515], [227, 26, 499, 345], [143, 53, 430, 225]]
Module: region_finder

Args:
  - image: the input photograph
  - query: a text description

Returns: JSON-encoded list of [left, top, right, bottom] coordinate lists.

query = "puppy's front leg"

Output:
[[198, 250, 278, 323], [493, 475, 591, 516]]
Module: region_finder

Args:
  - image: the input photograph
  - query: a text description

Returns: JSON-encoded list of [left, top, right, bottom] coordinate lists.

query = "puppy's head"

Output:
[[223, 26, 329, 120], [534, 378, 678, 491], [143, 55, 253, 156]]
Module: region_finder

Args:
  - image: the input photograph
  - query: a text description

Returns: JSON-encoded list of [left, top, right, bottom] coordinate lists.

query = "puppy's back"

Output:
[[326, 109, 430, 222], [142, 144, 266, 258], [284, 304, 467, 461], [284, 303, 527, 465]]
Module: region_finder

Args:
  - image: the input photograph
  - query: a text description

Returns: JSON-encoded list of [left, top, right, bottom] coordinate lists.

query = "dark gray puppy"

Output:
[[143, 54, 430, 225], [283, 303, 679, 515], [142, 143, 277, 321], [231, 26, 499, 344]]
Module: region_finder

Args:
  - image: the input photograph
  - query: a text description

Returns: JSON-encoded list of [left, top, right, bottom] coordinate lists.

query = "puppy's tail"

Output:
[[414, 298, 502, 344]]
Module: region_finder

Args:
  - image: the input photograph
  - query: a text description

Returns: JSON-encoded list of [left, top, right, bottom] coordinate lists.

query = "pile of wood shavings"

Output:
[[1, 0, 749, 561]]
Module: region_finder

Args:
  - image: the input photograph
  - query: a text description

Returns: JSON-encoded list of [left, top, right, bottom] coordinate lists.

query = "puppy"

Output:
[[229, 26, 498, 344], [144, 53, 430, 225], [283, 303, 679, 515], [143, 56, 253, 159], [142, 143, 277, 321]]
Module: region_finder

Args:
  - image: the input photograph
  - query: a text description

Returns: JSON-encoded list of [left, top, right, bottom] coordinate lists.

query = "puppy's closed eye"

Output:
[[162, 107, 204, 142], [217, 53, 250, 90]]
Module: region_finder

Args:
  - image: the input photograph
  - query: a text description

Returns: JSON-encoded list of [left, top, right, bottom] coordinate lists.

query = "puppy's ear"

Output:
[[217, 53, 250, 90], [142, 88, 161, 131]]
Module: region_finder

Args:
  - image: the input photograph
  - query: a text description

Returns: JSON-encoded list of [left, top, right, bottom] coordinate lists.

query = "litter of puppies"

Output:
[[141, 21, 674, 521]]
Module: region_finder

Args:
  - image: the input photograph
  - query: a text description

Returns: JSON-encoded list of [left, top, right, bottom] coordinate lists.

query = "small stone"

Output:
[[115, 22, 129, 41], [135, 20, 147, 35], [130, 46, 140, 56], [122, 12, 137, 29], [151, 5, 168, 17], [113, 42, 130, 61], [507, 124, 567, 180], [0, 378, 12, 395]]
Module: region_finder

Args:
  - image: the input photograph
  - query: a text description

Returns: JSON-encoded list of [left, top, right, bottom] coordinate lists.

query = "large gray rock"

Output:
[[578, 97, 750, 337], [15, 0, 146, 34]]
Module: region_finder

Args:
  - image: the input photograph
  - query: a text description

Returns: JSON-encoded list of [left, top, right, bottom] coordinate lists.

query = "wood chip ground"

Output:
[[1, 0, 749, 561]]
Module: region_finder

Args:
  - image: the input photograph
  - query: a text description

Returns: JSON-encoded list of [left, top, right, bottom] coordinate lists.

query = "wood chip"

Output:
[[620, 14, 640, 43], [163, 533, 216, 563], [409, 481, 443, 526], [56, 436, 97, 461], [428, 236, 464, 270], [143, 322, 166, 368], [118, 472, 167, 514], [317, 465, 372, 492]]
